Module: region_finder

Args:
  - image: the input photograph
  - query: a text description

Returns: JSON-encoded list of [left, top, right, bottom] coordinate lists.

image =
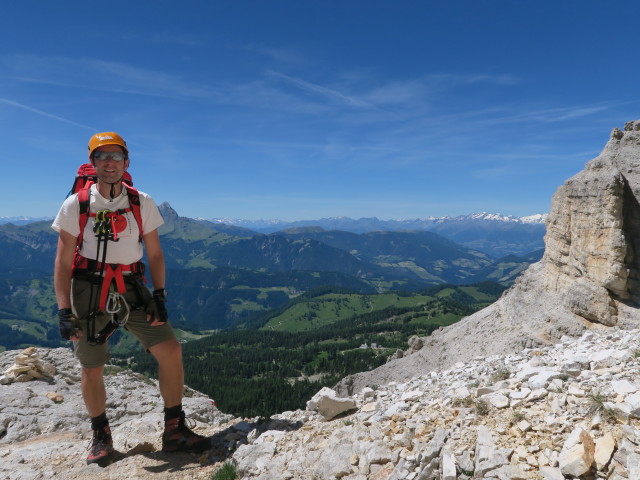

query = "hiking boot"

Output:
[[87, 425, 114, 464], [162, 412, 211, 453]]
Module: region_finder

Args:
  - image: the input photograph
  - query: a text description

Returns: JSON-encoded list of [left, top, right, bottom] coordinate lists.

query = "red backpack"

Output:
[[69, 163, 144, 248]]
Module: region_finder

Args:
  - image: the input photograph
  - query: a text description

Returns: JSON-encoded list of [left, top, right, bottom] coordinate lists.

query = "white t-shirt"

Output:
[[52, 184, 164, 265]]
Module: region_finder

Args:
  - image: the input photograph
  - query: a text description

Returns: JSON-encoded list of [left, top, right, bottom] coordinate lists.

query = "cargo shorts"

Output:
[[70, 274, 176, 369]]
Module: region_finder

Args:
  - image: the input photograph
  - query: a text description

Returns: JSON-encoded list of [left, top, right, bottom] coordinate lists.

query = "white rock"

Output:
[[612, 379, 638, 394], [441, 450, 456, 480], [594, 432, 616, 470], [559, 427, 595, 477]]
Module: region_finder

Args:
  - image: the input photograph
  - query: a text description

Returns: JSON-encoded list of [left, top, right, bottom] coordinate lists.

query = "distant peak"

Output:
[[158, 202, 179, 220], [458, 212, 548, 224]]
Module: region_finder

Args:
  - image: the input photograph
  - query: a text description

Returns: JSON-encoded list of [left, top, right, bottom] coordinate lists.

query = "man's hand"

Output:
[[58, 308, 81, 340], [146, 289, 168, 326]]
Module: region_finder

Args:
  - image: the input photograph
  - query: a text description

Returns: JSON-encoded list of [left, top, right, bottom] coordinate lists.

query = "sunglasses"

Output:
[[93, 151, 126, 162]]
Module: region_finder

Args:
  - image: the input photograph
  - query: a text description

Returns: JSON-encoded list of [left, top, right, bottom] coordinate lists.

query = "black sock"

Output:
[[90, 412, 109, 430], [164, 404, 183, 421]]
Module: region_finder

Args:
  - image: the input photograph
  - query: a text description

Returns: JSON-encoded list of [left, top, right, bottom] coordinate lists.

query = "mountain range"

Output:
[[0, 206, 545, 341], [209, 212, 547, 232], [209, 212, 547, 258]]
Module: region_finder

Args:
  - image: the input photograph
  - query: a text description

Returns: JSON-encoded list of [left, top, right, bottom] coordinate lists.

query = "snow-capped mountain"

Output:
[[464, 212, 547, 224], [209, 212, 548, 233]]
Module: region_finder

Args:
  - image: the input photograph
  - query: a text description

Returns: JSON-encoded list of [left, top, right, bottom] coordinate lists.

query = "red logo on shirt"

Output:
[[112, 214, 128, 234]]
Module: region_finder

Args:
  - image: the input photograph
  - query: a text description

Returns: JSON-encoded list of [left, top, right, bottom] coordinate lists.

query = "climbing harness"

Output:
[[79, 206, 145, 346]]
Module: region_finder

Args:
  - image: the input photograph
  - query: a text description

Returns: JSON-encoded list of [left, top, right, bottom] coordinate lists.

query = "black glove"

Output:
[[147, 289, 168, 324], [58, 308, 78, 340]]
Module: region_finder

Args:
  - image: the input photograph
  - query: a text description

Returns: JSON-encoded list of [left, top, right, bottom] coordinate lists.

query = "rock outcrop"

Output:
[[336, 121, 640, 397]]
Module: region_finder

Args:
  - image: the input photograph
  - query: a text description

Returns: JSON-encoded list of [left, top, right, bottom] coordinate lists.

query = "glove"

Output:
[[146, 289, 168, 325], [58, 308, 78, 340]]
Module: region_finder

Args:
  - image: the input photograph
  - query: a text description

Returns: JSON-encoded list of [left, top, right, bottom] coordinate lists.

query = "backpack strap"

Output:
[[76, 182, 93, 249], [123, 183, 144, 242]]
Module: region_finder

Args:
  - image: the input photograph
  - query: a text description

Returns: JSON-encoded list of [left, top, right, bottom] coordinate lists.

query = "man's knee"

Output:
[[151, 338, 182, 360], [82, 365, 104, 383]]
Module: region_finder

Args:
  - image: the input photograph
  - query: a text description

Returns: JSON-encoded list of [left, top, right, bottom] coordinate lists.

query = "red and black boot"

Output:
[[87, 424, 114, 464], [162, 411, 211, 453]]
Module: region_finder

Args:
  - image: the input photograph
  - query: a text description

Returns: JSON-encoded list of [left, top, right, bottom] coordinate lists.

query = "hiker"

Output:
[[52, 132, 211, 464]]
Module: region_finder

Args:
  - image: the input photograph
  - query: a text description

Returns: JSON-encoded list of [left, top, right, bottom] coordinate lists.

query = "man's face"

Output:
[[92, 145, 129, 184]]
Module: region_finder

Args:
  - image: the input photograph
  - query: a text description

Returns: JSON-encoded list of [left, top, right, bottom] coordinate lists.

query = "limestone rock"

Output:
[[558, 427, 595, 477], [306, 387, 357, 420], [594, 432, 616, 470]]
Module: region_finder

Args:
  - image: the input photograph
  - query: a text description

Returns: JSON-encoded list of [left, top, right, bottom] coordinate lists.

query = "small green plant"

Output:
[[183, 386, 197, 398], [103, 365, 123, 376], [490, 367, 510, 383], [343, 419, 354, 426], [211, 462, 237, 480], [451, 396, 475, 408], [511, 410, 526, 424], [602, 407, 618, 424], [587, 390, 619, 423], [131, 371, 157, 387], [632, 347, 640, 358], [588, 391, 607, 414], [474, 399, 489, 416]]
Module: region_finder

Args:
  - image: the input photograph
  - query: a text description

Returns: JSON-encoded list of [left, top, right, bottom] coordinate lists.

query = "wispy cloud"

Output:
[[426, 72, 520, 87], [0, 97, 95, 130], [150, 33, 207, 47], [266, 70, 383, 110], [0, 54, 217, 100], [510, 105, 611, 123], [245, 45, 312, 66], [115, 31, 207, 47]]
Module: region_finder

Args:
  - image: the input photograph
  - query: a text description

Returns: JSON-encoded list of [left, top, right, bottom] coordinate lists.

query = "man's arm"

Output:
[[54, 229, 82, 340], [54, 230, 77, 309], [144, 229, 167, 325], [144, 229, 165, 291]]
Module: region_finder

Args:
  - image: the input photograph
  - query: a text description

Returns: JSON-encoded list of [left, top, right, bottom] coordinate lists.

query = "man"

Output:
[[53, 132, 211, 464]]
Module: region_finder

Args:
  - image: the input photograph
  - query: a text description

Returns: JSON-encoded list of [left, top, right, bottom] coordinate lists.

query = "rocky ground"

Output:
[[3, 326, 640, 479]]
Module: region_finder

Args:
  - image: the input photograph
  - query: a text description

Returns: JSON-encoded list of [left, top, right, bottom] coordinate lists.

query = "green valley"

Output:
[[118, 283, 506, 417]]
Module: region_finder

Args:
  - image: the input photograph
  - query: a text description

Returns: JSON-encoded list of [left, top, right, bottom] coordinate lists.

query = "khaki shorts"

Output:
[[71, 275, 176, 369]]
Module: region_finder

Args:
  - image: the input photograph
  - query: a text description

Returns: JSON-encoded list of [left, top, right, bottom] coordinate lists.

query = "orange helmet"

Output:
[[88, 132, 128, 159]]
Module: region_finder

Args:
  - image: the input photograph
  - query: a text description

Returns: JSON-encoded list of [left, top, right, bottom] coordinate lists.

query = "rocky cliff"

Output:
[[336, 120, 640, 398]]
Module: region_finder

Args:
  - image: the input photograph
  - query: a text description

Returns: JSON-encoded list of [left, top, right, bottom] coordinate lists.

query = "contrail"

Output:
[[267, 70, 380, 110], [0, 97, 96, 131]]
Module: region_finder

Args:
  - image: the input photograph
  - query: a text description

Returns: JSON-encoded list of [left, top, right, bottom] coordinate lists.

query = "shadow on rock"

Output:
[[208, 417, 304, 463], [112, 418, 304, 474]]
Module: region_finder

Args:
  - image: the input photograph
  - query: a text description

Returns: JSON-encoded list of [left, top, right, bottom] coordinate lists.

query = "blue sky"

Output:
[[1, 1, 638, 221]]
